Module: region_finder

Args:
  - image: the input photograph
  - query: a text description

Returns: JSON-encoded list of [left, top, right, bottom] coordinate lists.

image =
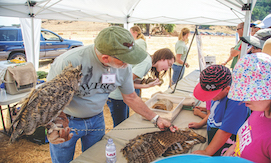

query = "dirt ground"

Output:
[[0, 20, 236, 163]]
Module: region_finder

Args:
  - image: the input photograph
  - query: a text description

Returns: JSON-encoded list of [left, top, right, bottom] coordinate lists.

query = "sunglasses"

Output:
[[111, 56, 125, 63], [111, 56, 119, 59]]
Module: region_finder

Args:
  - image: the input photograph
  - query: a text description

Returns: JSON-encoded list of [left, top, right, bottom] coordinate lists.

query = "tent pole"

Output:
[[30, 12, 36, 69], [240, 0, 252, 58], [171, 26, 197, 94]]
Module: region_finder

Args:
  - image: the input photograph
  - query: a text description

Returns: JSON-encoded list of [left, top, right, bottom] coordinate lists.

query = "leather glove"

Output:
[[46, 112, 73, 144]]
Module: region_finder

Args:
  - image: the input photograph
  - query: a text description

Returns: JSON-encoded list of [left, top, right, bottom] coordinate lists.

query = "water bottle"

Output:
[[0, 83, 7, 101], [105, 138, 117, 163]]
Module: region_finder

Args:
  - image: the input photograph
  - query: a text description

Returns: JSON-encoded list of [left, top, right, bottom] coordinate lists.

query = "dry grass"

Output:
[[0, 20, 235, 163]]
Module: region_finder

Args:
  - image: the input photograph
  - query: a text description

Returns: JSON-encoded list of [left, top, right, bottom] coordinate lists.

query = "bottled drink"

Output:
[[105, 138, 117, 163]]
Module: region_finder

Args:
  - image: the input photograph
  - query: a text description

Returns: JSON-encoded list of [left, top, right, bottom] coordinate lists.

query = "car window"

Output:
[[41, 31, 60, 41], [0, 30, 18, 41]]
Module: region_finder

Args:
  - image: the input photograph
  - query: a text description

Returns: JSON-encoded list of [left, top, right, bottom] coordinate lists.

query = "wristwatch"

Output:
[[151, 115, 159, 126]]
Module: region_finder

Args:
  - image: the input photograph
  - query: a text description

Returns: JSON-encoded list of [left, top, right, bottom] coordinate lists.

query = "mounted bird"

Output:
[[9, 63, 82, 143]]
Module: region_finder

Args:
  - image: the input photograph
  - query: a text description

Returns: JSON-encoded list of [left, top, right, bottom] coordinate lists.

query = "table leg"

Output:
[[7, 105, 13, 124], [0, 105, 7, 133]]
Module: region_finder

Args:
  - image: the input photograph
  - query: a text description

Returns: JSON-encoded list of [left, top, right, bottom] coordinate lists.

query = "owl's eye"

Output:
[[79, 72, 83, 77]]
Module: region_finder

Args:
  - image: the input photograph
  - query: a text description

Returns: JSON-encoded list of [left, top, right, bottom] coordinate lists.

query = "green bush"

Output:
[[36, 71, 48, 79]]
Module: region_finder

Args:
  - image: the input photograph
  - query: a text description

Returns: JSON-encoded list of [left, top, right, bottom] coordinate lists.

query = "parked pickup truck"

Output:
[[0, 26, 83, 61]]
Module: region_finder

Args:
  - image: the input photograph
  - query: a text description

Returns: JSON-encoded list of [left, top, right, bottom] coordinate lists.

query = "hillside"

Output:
[[41, 19, 236, 36]]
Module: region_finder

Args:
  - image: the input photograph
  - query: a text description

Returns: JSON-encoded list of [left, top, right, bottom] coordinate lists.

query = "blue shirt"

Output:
[[207, 96, 249, 135]]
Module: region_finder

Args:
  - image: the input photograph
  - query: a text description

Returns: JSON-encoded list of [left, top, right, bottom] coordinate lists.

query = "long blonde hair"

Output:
[[178, 28, 190, 44], [130, 25, 146, 41]]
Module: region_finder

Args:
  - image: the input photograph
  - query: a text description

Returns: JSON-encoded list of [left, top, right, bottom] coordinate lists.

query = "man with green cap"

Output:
[[46, 26, 178, 163]]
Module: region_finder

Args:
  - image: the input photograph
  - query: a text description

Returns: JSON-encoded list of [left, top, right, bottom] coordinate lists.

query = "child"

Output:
[[224, 52, 271, 163], [191, 65, 249, 156]]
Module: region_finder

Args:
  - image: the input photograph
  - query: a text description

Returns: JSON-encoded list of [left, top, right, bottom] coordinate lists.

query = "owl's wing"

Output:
[[10, 88, 39, 130], [9, 88, 41, 142]]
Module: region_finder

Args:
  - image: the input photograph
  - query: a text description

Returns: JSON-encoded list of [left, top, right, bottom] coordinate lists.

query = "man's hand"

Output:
[[47, 127, 73, 144], [123, 92, 178, 133], [47, 112, 73, 144], [221, 62, 227, 66], [156, 117, 178, 132]]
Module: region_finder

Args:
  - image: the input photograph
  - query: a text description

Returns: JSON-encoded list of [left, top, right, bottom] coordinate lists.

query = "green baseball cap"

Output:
[[94, 26, 148, 64]]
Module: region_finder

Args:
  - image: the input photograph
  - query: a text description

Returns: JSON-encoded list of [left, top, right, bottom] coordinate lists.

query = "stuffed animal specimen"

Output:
[[9, 63, 82, 143], [141, 77, 164, 86], [152, 99, 173, 111], [121, 128, 206, 163]]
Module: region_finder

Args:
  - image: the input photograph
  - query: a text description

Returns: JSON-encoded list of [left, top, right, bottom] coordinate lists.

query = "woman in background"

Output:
[[172, 27, 190, 85], [130, 25, 147, 51]]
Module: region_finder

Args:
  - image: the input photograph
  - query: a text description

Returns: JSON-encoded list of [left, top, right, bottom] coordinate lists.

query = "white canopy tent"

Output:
[[0, 0, 256, 69]]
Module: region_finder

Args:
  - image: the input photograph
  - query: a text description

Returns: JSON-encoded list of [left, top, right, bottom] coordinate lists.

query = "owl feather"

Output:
[[9, 63, 82, 143]]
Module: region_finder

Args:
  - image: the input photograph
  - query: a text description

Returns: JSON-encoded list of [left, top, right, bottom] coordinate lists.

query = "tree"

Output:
[[251, 0, 271, 21], [161, 24, 176, 33]]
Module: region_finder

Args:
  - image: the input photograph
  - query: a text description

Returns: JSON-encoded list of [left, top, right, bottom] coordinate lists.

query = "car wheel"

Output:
[[8, 52, 26, 61]]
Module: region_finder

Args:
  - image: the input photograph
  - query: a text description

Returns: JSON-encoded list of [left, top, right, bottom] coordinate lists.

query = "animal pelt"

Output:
[[9, 63, 82, 143], [121, 128, 206, 163]]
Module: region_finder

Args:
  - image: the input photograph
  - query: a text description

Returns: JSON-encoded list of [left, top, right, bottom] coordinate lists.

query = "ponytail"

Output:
[[178, 28, 190, 44], [137, 33, 146, 41], [130, 25, 146, 41]]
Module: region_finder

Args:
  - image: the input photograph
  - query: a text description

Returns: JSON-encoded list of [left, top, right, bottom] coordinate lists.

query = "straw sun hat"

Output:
[[262, 37, 271, 56]]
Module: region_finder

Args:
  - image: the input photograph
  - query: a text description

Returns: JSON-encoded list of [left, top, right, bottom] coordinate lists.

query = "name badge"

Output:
[[102, 74, 116, 84]]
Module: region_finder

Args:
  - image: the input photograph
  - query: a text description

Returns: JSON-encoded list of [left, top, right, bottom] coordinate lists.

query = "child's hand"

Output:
[[192, 149, 209, 155], [188, 122, 202, 129], [223, 144, 236, 156], [195, 106, 207, 112], [193, 108, 202, 116]]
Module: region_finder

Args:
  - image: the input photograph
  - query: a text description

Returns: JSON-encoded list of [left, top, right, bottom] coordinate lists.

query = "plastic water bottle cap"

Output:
[[108, 138, 113, 144]]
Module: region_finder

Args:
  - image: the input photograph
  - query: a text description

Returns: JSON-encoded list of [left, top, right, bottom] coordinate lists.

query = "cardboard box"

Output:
[[144, 94, 185, 122]]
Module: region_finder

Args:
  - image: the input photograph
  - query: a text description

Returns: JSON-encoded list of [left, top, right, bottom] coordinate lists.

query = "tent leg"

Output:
[[31, 16, 36, 69]]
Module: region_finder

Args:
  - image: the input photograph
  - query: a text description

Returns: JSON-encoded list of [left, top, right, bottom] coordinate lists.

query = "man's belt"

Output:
[[65, 114, 92, 120]]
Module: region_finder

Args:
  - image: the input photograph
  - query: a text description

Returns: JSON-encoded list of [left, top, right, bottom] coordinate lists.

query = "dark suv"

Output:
[[0, 26, 83, 61]]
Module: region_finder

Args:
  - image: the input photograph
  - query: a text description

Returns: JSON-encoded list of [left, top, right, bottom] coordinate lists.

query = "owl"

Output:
[[9, 63, 82, 143], [121, 128, 206, 163]]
